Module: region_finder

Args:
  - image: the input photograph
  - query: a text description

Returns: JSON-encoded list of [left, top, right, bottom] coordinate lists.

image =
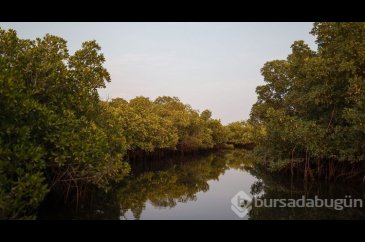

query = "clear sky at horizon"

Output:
[[0, 22, 316, 124]]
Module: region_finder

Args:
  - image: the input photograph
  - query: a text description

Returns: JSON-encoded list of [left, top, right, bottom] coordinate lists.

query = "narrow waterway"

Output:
[[38, 150, 365, 219]]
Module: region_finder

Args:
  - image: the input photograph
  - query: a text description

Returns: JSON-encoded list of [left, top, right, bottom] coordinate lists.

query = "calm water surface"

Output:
[[38, 150, 365, 219]]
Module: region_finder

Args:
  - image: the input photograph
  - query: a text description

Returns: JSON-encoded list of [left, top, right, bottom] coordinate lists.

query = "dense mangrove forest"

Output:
[[1, 22, 365, 219], [0, 28, 253, 219], [249, 22, 365, 182]]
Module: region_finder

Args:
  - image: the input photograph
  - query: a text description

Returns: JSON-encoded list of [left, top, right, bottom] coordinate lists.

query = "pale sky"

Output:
[[0, 22, 316, 124]]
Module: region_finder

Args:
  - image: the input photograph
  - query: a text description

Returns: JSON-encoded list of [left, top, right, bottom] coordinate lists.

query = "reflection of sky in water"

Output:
[[121, 168, 258, 220]]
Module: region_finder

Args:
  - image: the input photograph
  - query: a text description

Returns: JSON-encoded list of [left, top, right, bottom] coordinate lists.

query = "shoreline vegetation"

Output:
[[248, 22, 365, 184], [1, 22, 365, 219], [0, 28, 252, 219]]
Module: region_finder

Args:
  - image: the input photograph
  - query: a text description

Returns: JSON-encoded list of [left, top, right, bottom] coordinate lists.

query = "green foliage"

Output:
[[250, 22, 365, 174], [108, 96, 179, 152], [0, 27, 252, 219], [107, 96, 231, 153], [0, 28, 130, 219], [0, 28, 238, 219], [226, 121, 254, 146]]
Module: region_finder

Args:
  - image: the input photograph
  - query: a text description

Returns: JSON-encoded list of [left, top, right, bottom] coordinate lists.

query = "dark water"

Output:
[[38, 150, 365, 219]]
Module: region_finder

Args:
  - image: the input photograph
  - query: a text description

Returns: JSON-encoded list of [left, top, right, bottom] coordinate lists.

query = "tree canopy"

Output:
[[0, 28, 250, 219], [250, 22, 365, 181]]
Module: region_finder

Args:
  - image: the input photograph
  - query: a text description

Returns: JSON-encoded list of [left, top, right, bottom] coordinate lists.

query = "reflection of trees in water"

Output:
[[247, 166, 365, 219], [39, 149, 365, 220], [251, 180, 264, 196], [117, 149, 257, 219], [42, 149, 332, 220], [37, 186, 121, 219], [39, 150, 250, 219], [117, 152, 235, 219]]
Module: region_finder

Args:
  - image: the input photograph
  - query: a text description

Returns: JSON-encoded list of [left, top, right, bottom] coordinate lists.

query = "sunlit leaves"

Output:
[[107, 96, 228, 153]]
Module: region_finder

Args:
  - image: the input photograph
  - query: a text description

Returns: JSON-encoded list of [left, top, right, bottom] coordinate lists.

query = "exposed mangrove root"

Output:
[[273, 158, 365, 184]]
